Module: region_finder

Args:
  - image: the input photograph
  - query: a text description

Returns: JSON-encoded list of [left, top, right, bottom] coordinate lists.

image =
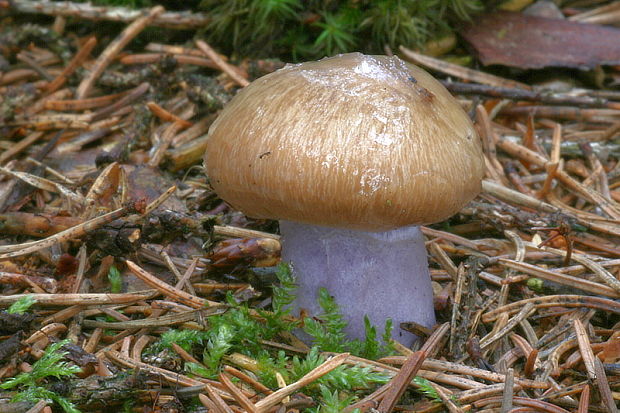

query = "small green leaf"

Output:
[[107, 265, 123, 293], [7, 295, 36, 314]]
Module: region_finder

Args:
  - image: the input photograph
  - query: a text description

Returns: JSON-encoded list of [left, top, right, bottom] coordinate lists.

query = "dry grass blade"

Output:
[[509, 334, 538, 377], [343, 383, 390, 412], [45, 36, 97, 94], [497, 259, 620, 298], [399, 46, 530, 90], [377, 351, 426, 413], [429, 242, 458, 280], [568, 254, 620, 294], [106, 349, 207, 387], [213, 224, 281, 240], [11, 1, 211, 28], [0, 131, 44, 164], [500, 368, 514, 413], [14, 113, 92, 129], [148, 121, 186, 167], [91, 81, 150, 121], [482, 179, 559, 213], [569, 1, 620, 23], [81, 307, 226, 329], [0, 166, 84, 204], [25, 323, 67, 344], [482, 295, 620, 322], [76, 5, 164, 98], [223, 366, 273, 396], [578, 384, 590, 413], [592, 359, 618, 413], [195, 39, 249, 87], [474, 396, 572, 413], [140, 185, 177, 217], [125, 260, 219, 308], [219, 372, 258, 413], [421, 226, 480, 249], [0, 205, 134, 258], [0, 292, 154, 307], [419, 359, 546, 389], [384, 356, 528, 387], [420, 322, 449, 358], [449, 264, 466, 354], [574, 320, 619, 412], [205, 384, 236, 413], [24, 400, 48, 413], [198, 393, 222, 413], [496, 138, 620, 219], [427, 381, 463, 413], [83, 161, 120, 210], [574, 318, 597, 379], [480, 303, 535, 349], [456, 383, 522, 405]]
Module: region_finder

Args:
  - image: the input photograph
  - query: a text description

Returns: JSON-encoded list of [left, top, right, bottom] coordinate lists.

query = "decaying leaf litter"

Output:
[[1, 2, 620, 412]]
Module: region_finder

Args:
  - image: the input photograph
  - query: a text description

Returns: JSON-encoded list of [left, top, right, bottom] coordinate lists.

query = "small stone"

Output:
[[524, 0, 565, 19]]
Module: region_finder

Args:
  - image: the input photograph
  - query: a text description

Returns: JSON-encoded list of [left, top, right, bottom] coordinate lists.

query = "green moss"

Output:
[[200, 0, 483, 59], [1, 340, 81, 413], [142, 264, 439, 410], [67, 0, 484, 60]]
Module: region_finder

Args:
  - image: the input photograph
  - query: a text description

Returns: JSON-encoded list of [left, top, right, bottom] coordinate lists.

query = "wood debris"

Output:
[[0, 3, 619, 413]]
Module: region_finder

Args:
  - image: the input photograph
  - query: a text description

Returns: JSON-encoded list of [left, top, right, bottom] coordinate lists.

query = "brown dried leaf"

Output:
[[461, 11, 620, 69]]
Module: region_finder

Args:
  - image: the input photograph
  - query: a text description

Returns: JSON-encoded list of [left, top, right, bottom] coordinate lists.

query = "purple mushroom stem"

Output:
[[280, 220, 435, 346]]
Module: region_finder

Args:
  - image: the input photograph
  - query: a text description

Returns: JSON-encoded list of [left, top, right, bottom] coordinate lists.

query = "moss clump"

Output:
[[70, 0, 483, 60], [200, 0, 483, 59]]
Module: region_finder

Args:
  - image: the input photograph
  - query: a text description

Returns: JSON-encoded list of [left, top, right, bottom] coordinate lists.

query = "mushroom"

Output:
[[204, 53, 484, 344]]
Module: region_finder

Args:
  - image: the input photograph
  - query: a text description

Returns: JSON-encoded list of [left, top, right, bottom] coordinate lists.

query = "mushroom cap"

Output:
[[204, 53, 484, 231]]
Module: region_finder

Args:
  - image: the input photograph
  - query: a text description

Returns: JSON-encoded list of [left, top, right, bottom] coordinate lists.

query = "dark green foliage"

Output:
[[151, 265, 299, 379], [198, 0, 484, 59], [59, 0, 483, 60], [150, 328, 211, 353], [362, 0, 434, 51], [144, 266, 433, 411], [1, 341, 80, 388], [254, 347, 388, 411], [201, 321, 235, 377], [144, 265, 395, 410], [200, 0, 303, 57], [1, 340, 81, 413], [306, 386, 360, 413], [303, 288, 395, 359], [313, 8, 359, 56], [151, 303, 263, 380], [13, 387, 81, 413], [355, 316, 394, 361], [259, 263, 301, 335], [290, 347, 388, 390], [270, 263, 297, 314], [413, 376, 441, 402], [303, 288, 347, 353]]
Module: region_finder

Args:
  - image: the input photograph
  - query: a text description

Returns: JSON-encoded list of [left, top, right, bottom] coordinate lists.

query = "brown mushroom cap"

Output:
[[204, 52, 484, 231]]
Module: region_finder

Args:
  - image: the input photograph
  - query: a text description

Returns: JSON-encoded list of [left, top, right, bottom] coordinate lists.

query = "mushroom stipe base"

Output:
[[280, 221, 435, 346]]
